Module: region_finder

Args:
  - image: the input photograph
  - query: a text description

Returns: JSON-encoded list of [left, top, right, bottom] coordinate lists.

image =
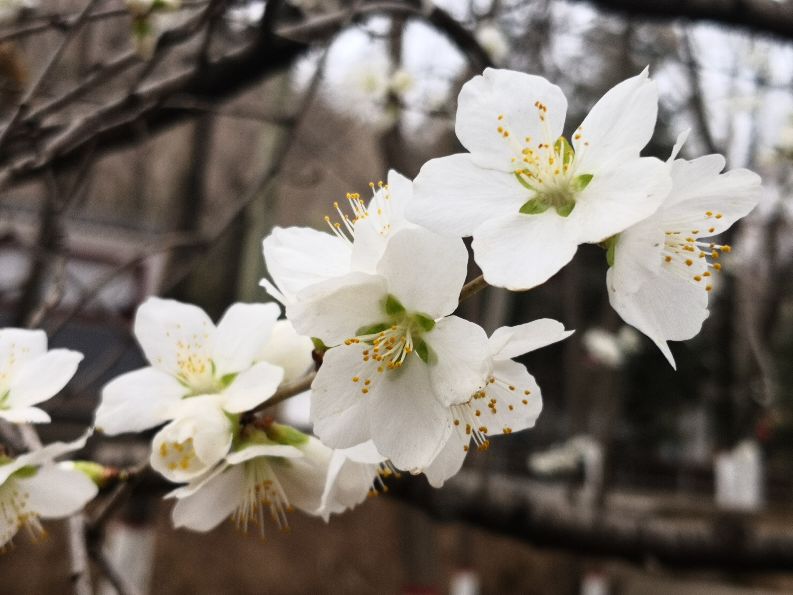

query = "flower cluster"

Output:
[[0, 66, 761, 547]]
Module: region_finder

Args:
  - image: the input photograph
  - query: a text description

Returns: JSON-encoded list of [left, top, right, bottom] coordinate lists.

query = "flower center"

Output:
[[0, 478, 45, 548], [661, 218, 731, 293], [323, 180, 392, 243], [233, 458, 291, 536], [157, 437, 204, 475], [345, 295, 436, 395], [496, 108, 593, 217]]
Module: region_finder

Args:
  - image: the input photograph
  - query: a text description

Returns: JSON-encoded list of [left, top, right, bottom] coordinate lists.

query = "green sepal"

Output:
[[554, 136, 575, 168], [220, 372, 237, 388], [311, 337, 327, 354], [519, 198, 550, 215], [414, 337, 433, 364], [413, 313, 436, 332], [572, 173, 593, 192], [11, 465, 37, 480], [384, 294, 405, 316], [70, 461, 109, 487], [356, 323, 390, 337], [513, 171, 537, 192], [265, 422, 310, 446], [554, 201, 576, 217], [604, 235, 618, 267]]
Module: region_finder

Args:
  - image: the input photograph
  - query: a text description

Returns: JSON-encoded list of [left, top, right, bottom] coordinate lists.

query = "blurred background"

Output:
[[0, 0, 792, 593]]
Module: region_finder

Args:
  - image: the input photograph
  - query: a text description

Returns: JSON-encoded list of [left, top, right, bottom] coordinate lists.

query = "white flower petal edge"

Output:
[[316, 441, 386, 522], [424, 319, 572, 487], [410, 68, 669, 290], [0, 329, 82, 425], [0, 433, 97, 547], [256, 320, 314, 384], [608, 141, 761, 368], [169, 434, 331, 534], [212, 302, 280, 377]]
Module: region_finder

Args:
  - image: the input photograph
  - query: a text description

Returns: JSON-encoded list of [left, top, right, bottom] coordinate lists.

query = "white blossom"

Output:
[[95, 298, 284, 435], [0, 329, 82, 424], [424, 319, 572, 487], [409, 68, 671, 290], [0, 435, 97, 547], [606, 132, 761, 367]]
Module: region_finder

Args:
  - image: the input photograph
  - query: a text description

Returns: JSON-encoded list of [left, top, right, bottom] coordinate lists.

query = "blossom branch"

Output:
[[458, 274, 489, 302]]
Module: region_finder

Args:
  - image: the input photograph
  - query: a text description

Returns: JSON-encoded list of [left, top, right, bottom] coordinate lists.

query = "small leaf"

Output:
[[572, 173, 593, 192], [413, 313, 436, 332], [220, 372, 237, 388], [519, 198, 550, 215], [311, 337, 327, 354], [384, 294, 405, 316]]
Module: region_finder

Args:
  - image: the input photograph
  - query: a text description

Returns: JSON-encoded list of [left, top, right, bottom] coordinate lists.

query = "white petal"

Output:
[[572, 156, 671, 244], [226, 443, 303, 465], [7, 349, 82, 408], [0, 406, 50, 424], [310, 344, 375, 449], [660, 158, 761, 235], [171, 465, 244, 532], [472, 212, 580, 290], [456, 68, 567, 171], [409, 154, 527, 237], [488, 319, 573, 360], [212, 302, 280, 377], [376, 227, 468, 318], [609, 219, 665, 295], [21, 466, 98, 518], [256, 320, 314, 385], [262, 226, 352, 301], [288, 272, 388, 346], [573, 68, 658, 173], [368, 359, 452, 471], [133, 297, 215, 389], [607, 266, 709, 369], [425, 316, 491, 406], [1, 433, 92, 487], [317, 449, 378, 521], [221, 361, 284, 413], [273, 436, 333, 514], [95, 367, 188, 435], [335, 440, 385, 465], [423, 428, 468, 488]]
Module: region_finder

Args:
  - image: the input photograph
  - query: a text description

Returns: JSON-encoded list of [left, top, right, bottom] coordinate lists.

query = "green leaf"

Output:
[[413, 313, 436, 332], [572, 173, 593, 192], [554, 201, 576, 217], [384, 294, 405, 316], [513, 171, 537, 192], [554, 136, 575, 168], [11, 465, 37, 480], [311, 337, 327, 354], [519, 198, 550, 215], [356, 322, 390, 337]]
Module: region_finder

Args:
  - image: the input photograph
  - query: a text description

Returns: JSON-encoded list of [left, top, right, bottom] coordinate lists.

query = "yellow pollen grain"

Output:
[[453, 419, 460, 426], [522, 399, 528, 405], [715, 213, 723, 219], [508, 405, 514, 411], [361, 388, 369, 394], [694, 275, 702, 282], [706, 285, 713, 292], [352, 376, 360, 383], [685, 259, 693, 266], [665, 256, 672, 263], [475, 410, 481, 417]]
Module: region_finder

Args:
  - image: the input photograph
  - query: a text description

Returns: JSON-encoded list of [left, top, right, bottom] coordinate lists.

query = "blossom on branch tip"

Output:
[[0, 434, 97, 548], [95, 298, 284, 435], [168, 423, 330, 534], [302, 226, 492, 471], [424, 319, 573, 487], [0, 328, 82, 425], [605, 132, 761, 368], [408, 67, 671, 290]]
